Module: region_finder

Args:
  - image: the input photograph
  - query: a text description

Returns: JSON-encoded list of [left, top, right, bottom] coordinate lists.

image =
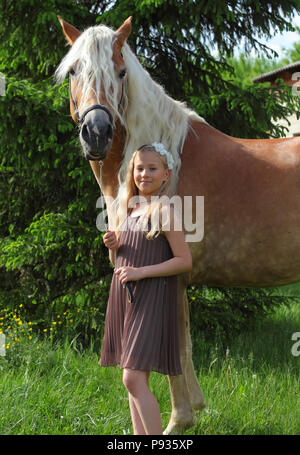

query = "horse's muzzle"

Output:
[[79, 109, 113, 160]]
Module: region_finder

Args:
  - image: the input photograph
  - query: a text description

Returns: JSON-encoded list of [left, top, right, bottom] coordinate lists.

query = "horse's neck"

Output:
[[101, 120, 125, 200]]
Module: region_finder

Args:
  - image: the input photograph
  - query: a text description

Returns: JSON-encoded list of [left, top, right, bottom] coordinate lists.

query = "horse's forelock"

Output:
[[55, 25, 125, 122]]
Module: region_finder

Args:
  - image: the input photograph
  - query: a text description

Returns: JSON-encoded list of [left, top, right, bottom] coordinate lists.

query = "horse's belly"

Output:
[[189, 223, 300, 287]]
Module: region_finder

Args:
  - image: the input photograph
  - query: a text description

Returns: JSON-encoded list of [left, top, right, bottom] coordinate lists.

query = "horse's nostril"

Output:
[[107, 123, 113, 140], [81, 123, 89, 143]]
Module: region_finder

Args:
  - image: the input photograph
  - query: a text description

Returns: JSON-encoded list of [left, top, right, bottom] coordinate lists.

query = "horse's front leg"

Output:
[[164, 282, 201, 435], [183, 289, 206, 411]]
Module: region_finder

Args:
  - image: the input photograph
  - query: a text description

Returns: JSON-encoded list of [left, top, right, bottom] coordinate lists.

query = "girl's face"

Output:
[[133, 150, 170, 199]]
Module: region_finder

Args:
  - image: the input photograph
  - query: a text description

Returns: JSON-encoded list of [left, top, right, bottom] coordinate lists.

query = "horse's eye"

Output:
[[119, 68, 127, 79], [69, 67, 76, 76]]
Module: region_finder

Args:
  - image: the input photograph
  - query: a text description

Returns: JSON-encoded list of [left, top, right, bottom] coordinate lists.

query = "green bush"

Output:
[[0, 77, 111, 346], [188, 285, 294, 343]]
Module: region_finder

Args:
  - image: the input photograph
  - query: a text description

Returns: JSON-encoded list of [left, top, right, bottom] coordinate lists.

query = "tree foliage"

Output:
[[281, 26, 300, 63], [0, 0, 299, 342]]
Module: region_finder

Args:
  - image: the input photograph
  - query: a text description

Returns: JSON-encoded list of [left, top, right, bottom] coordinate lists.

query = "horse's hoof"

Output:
[[163, 415, 197, 435]]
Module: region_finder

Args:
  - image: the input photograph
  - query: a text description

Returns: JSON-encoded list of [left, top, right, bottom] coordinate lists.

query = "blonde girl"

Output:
[[100, 143, 192, 435]]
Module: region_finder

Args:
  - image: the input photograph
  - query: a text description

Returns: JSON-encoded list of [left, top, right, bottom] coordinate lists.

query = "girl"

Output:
[[100, 143, 192, 435]]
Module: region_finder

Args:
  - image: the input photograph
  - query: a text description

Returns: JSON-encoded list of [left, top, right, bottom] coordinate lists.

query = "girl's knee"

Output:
[[122, 370, 134, 393], [122, 369, 149, 395]]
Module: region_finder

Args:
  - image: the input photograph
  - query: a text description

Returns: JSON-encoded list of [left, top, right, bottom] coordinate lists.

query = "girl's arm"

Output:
[[140, 227, 192, 279], [103, 230, 119, 266], [143, 206, 192, 278], [109, 249, 115, 266]]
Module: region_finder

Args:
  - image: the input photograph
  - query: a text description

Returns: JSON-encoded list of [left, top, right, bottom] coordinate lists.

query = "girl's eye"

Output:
[[119, 68, 127, 79], [150, 168, 156, 171]]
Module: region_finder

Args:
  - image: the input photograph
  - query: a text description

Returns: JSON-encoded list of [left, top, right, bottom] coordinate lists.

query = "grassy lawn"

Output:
[[0, 296, 299, 435], [188, 300, 300, 435]]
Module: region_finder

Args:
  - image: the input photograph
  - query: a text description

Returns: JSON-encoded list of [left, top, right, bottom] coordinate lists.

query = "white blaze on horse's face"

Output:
[[57, 16, 132, 160]]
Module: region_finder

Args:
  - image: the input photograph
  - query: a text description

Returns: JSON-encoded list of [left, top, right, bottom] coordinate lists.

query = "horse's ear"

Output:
[[57, 16, 81, 45], [114, 16, 132, 53]]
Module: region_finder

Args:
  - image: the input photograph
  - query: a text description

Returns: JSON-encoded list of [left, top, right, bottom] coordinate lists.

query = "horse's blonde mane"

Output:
[[120, 44, 205, 190], [55, 23, 205, 201]]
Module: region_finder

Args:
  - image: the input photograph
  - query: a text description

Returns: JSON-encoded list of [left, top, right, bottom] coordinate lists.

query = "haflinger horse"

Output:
[[56, 16, 300, 434]]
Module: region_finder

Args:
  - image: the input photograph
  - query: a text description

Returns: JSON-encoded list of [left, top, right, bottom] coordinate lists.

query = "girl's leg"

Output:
[[123, 369, 163, 435], [128, 371, 152, 434], [128, 393, 146, 435]]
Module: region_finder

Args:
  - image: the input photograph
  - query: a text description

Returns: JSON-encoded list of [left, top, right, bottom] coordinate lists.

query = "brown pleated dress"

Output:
[[99, 211, 182, 376]]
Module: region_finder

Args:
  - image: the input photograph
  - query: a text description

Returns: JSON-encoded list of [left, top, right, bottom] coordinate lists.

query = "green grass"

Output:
[[0, 298, 299, 435], [190, 297, 300, 435]]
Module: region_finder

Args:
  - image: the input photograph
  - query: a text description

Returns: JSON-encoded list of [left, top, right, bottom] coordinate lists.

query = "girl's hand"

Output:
[[103, 230, 119, 250], [114, 266, 143, 285]]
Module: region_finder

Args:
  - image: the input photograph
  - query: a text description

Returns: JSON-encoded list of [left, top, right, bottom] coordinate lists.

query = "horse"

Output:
[[55, 16, 300, 434]]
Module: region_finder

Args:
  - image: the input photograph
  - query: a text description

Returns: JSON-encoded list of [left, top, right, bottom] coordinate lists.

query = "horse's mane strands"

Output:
[[118, 41, 205, 201]]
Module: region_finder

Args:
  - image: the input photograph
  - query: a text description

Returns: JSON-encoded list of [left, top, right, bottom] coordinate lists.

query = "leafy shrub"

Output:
[[188, 285, 294, 343], [0, 76, 111, 348]]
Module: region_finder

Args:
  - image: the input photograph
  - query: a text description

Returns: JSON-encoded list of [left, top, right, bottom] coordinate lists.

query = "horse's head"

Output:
[[56, 16, 132, 160]]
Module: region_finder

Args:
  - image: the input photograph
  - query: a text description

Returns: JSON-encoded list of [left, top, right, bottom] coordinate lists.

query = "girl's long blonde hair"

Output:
[[114, 145, 175, 240]]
